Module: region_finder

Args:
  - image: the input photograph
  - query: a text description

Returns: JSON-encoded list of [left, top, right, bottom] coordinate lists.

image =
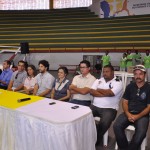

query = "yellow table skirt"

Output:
[[0, 89, 43, 109]]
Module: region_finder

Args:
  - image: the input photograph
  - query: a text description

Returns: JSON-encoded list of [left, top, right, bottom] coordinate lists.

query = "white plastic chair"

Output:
[[94, 117, 109, 147], [114, 71, 125, 91], [115, 125, 147, 150]]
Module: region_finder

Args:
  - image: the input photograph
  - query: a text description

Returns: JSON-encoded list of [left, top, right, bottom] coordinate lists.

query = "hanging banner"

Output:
[[100, 0, 150, 18]]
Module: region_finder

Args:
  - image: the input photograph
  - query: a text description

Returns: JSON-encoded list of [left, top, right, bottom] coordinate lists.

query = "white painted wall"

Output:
[[28, 53, 83, 70], [0, 52, 146, 70], [28, 52, 122, 69]]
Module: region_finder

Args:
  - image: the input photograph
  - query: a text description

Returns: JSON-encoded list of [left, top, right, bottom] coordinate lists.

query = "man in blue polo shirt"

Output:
[[0, 60, 13, 90]]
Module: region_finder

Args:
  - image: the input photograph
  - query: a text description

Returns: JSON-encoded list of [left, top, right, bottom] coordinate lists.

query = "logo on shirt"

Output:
[[140, 92, 146, 100], [109, 83, 113, 89], [98, 81, 102, 84]]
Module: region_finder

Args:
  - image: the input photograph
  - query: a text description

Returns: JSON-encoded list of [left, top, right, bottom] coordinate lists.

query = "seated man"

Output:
[[69, 60, 96, 106], [90, 65, 123, 145], [7, 60, 27, 92], [0, 60, 13, 90], [33, 60, 55, 97], [113, 65, 150, 150]]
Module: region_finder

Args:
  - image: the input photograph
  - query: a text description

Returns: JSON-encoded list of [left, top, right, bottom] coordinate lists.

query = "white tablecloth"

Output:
[[0, 98, 97, 150]]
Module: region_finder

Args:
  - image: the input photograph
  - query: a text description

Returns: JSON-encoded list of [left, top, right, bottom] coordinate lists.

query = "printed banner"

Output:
[[100, 0, 150, 18]]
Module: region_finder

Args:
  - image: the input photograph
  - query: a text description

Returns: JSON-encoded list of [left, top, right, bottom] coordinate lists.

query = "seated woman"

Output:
[[24, 65, 37, 94], [51, 67, 70, 101]]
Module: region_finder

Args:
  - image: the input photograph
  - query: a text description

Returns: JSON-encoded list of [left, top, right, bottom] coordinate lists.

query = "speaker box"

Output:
[[20, 42, 29, 54]]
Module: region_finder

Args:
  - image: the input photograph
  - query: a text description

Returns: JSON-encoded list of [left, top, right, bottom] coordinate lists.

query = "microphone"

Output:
[[17, 98, 31, 103]]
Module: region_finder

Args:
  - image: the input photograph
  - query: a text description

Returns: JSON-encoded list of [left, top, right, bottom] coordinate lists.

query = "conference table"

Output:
[[0, 90, 97, 150]]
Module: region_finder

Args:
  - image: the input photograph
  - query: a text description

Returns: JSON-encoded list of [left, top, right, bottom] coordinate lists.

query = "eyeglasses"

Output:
[[80, 67, 88, 69], [136, 88, 140, 96], [18, 64, 25, 67], [15, 73, 19, 79]]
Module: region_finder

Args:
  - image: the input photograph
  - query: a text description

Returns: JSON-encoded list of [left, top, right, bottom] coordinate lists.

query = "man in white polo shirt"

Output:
[[69, 60, 96, 106], [90, 65, 123, 146]]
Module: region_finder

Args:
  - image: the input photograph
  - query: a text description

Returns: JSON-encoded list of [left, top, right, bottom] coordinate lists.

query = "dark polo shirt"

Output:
[[123, 82, 150, 114]]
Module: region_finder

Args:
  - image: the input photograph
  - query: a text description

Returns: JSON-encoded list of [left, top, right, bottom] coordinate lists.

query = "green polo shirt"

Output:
[[133, 53, 141, 64], [126, 54, 133, 67], [120, 57, 127, 68], [143, 56, 150, 68], [101, 55, 110, 67], [133, 53, 141, 60]]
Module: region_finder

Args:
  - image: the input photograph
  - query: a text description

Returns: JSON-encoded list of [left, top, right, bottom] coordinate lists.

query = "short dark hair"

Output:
[[18, 60, 26, 65], [127, 49, 131, 53], [79, 60, 91, 68], [38, 60, 49, 71], [58, 66, 69, 76], [27, 65, 37, 77], [146, 50, 149, 53], [103, 64, 114, 71], [4, 60, 11, 66]]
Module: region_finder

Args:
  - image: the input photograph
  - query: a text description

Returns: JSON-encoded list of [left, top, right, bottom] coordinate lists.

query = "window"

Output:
[[54, 0, 92, 9], [0, 0, 92, 10], [0, 0, 49, 10]]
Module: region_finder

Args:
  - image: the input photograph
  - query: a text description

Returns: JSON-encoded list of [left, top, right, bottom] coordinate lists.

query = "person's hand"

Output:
[[128, 116, 134, 123], [25, 89, 30, 95], [130, 114, 140, 122], [127, 113, 140, 122], [28, 88, 34, 92], [69, 85, 77, 90], [126, 112, 134, 122]]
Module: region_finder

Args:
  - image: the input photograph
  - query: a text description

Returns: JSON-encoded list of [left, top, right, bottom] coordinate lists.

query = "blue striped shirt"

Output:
[[0, 68, 13, 86]]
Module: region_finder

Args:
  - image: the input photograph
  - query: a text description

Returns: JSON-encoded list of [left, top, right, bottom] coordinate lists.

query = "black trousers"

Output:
[[113, 113, 149, 150], [90, 104, 117, 145]]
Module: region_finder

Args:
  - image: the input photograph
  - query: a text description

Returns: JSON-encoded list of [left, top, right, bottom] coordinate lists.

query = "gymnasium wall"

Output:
[[0, 52, 147, 70]]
